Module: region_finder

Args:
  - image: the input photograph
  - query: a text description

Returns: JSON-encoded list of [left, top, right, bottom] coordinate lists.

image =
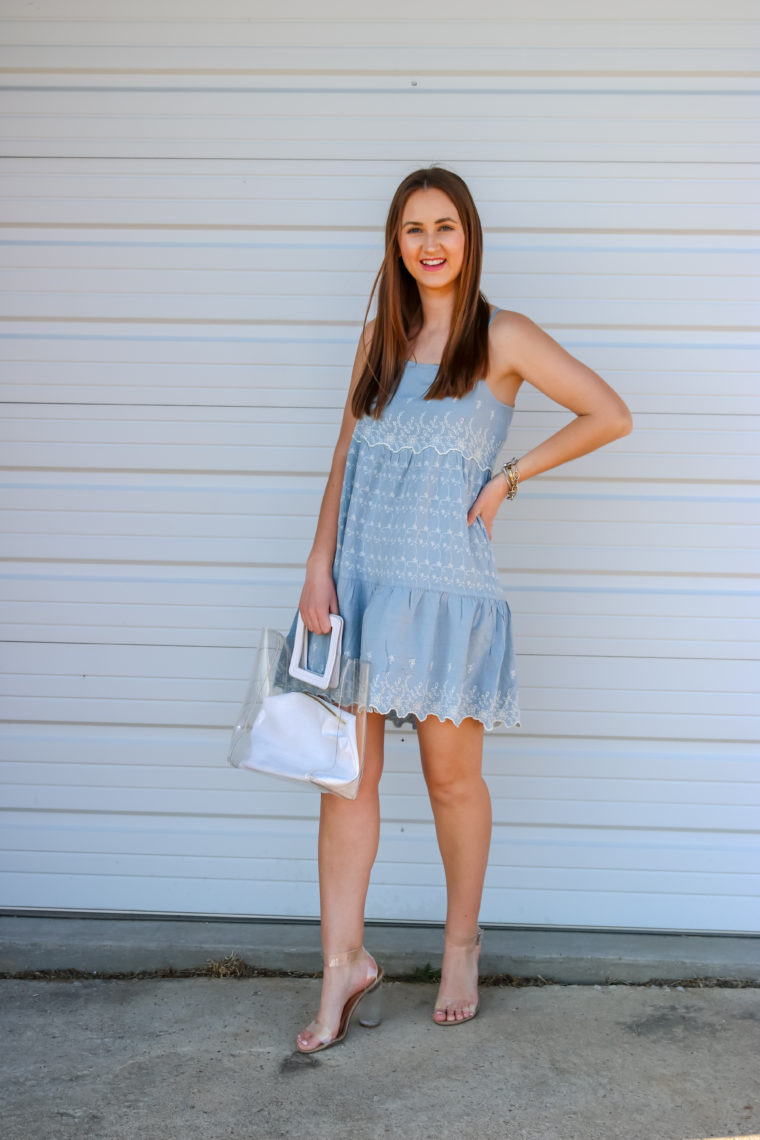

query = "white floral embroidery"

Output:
[[368, 672, 521, 733], [336, 437, 505, 597], [354, 383, 512, 473]]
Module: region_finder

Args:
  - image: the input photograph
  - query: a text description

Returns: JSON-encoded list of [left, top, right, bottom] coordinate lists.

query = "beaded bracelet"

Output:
[[501, 457, 520, 500]]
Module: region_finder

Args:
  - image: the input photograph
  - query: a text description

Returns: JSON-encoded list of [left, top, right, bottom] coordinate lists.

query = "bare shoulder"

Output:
[[489, 306, 632, 425], [490, 307, 540, 343], [489, 306, 572, 376], [485, 308, 536, 404]]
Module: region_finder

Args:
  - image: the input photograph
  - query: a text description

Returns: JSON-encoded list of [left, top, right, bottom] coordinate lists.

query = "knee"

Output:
[[424, 767, 483, 810]]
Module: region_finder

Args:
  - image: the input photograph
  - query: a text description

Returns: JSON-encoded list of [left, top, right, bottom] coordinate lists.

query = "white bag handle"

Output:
[[288, 613, 343, 690]]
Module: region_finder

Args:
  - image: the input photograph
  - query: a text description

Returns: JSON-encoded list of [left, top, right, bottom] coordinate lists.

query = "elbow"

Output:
[[608, 398, 633, 441], [616, 406, 634, 439]]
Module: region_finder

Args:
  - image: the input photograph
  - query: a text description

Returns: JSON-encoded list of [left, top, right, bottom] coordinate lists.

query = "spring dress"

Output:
[[330, 306, 520, 731]]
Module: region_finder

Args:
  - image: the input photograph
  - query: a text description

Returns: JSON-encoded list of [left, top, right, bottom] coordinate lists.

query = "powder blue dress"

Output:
[[331, 307, 521, 731]]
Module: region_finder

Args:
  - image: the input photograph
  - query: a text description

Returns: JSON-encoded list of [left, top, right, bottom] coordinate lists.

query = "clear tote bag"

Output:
[[228, 615, 371, 800]]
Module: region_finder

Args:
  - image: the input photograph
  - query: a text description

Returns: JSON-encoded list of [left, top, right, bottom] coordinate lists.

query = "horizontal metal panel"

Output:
[[5, 808, 757, 871], [2, 781, 757, 831], [3, 140, 739, 164], [2, 514, 754, 556], [4, 851, 758, 901], [3, 84, 756, 161], [1, 427, 755, 487], [4, 761, 759, 810], [3, 404, 756, 445], [2, 871, 755, 930], [0, 321, 754, 360], [9, 90, 760, 124], [1, 644, 756, 742], [2, 226, 756, 280], [2, 531, 755, 578], [2, 0, 756, 27], [2, 362, 758, 414], [2, 52, 757, 85], [2, 476, 757, 523], [4, 727, 756, 778], [1, 558, 756, 659], [2, 268, 755, 310], [2, 167, 758, 208], [3, 202, 757, 249], [6, 291, 754, 327], [5, 640, 755, 691], [2, 8, 758, 48], [0, 616, 755, 662]]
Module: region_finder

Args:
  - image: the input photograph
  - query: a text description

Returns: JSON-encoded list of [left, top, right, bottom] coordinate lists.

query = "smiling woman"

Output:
[[292, 164, 632, 1055]]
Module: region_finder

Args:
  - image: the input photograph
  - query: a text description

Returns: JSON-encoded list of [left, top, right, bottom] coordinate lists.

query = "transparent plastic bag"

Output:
[[228, 621, 370, 800]]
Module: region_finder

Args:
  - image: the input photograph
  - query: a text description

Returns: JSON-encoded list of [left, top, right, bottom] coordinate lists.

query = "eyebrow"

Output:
[[402, 217, 458, 226]]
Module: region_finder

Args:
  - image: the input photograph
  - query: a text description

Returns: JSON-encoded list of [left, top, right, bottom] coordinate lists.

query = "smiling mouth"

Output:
[[420, 258, 446, 267]]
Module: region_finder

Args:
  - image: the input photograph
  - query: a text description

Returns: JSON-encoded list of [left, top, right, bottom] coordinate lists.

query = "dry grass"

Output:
[[1, 955, 757, 988]]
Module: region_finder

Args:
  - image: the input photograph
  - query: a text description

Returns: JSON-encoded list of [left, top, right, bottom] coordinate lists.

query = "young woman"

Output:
[[294, 166, 632, 1053]]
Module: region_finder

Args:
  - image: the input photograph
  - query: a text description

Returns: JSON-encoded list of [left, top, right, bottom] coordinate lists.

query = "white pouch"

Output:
[[228, 620, 370, 800]]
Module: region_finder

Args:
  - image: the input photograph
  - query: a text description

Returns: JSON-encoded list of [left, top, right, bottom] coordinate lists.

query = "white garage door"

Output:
[[1, 0, 758, 933]]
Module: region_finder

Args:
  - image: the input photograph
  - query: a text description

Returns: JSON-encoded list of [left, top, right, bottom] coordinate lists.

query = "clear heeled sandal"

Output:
[[296, 945, 384, 1054], [433, 926, 483, 1027]]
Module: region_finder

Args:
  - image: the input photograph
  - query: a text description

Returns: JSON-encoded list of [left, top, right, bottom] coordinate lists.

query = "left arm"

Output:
[[468, 311, 633, 537]]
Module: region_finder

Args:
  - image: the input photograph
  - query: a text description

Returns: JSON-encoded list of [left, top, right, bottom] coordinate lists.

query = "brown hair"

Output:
[[351, 166, 491, 420]]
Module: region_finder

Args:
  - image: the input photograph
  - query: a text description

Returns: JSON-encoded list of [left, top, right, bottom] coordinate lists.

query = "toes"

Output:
[[433, 1002, 475, 1023], [297, 1028, 321, 1051]]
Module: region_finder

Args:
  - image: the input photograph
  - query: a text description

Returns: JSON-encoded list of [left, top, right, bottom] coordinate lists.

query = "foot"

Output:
[[296, 946, 379, 1053], [433, 928, 482, 1025]]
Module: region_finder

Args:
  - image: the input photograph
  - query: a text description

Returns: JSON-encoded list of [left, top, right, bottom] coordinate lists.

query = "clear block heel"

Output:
[[358, 978, 383, 1028]]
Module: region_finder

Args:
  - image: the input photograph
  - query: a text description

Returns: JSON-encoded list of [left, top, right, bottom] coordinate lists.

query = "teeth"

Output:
[[422, 259, 445, 265]]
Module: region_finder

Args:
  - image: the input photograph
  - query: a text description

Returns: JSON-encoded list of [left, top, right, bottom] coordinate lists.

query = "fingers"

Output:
[[299, 605, 335, 635], [299, 582, 339, 635]]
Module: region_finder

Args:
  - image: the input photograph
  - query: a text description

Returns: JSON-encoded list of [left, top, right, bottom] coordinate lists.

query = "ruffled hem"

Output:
[[335, 576, 520, 733], [370, 702, 521, 733]]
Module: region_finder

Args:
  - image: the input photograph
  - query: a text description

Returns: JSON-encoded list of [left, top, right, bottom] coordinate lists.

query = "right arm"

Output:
[[298, 322, 374, 634]]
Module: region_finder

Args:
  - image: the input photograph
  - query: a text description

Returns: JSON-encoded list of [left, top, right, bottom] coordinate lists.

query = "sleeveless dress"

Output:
[[331, 307, 521, 731]]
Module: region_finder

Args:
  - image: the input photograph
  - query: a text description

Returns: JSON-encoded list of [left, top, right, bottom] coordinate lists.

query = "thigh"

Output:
[[416, 715, 484, 783]]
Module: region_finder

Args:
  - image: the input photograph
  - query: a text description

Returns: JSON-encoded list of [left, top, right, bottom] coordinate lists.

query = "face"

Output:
[[397, 187, 466, 291]]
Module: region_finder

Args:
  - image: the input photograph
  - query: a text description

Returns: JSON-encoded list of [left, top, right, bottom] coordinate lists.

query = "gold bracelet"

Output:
[[501, 457, 520, 500]]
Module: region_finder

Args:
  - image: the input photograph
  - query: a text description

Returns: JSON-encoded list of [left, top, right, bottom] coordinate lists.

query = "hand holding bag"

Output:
[[228, 615, 370, 800]]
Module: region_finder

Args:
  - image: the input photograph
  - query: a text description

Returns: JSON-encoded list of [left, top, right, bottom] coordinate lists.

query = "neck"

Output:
[[416, 287, 456, 334]]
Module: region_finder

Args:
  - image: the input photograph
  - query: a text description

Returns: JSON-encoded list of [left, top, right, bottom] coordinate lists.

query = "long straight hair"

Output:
[[351, 166, 491, 420]]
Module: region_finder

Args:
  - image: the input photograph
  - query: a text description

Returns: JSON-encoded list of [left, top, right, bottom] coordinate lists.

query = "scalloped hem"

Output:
[[353, 427, 493, 472], [368, 703, 521, 733]]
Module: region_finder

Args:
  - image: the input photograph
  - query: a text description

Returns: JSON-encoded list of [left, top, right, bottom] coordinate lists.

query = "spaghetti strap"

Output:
[[488, 307, 500, 327]]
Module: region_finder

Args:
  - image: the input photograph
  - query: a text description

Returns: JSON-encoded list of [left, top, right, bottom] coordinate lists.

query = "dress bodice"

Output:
[[352, 362, 514, 474]]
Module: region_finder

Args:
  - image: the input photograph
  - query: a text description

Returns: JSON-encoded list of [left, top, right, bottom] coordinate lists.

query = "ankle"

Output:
[[323, 944, 372, 969], [444, 926, 483, 949]]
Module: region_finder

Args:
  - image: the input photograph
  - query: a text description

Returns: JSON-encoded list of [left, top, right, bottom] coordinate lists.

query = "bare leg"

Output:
[[296, 711, 385, 1051], [417, 714, 491, 1023]]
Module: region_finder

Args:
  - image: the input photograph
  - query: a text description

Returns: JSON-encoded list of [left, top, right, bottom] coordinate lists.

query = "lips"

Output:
[[420, 258, 446, 270]]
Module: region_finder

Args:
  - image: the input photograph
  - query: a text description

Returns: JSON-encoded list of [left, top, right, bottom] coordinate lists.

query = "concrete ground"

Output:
[[2, 975, 759, 1140]]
